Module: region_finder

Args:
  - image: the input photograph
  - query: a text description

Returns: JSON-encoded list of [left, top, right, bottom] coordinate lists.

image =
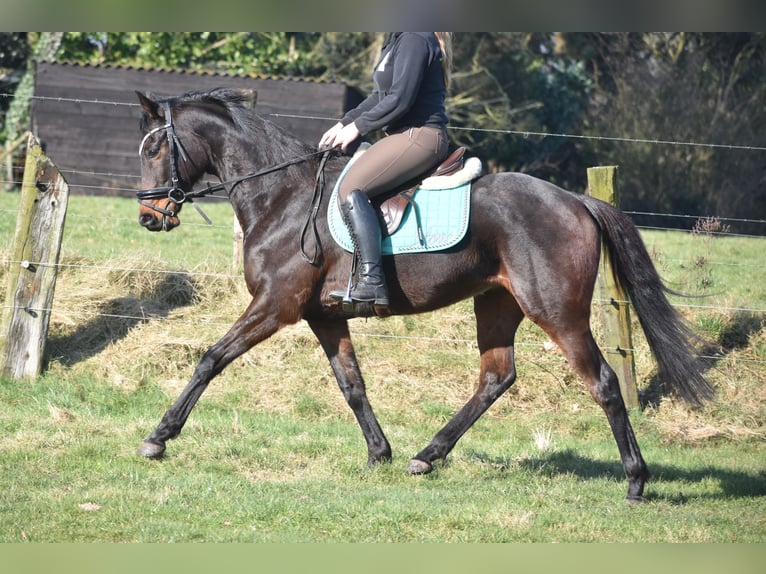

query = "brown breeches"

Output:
[[339, 126, 449, 202]]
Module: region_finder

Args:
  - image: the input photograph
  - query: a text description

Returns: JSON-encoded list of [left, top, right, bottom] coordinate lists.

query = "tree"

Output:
[[309, 32, 382, 86], [0, 32, 31, 139], [1, 33, 62, 191], [446, 33, 594, 188], [564, 32, 766, 233], [57, 32, 322, 77]]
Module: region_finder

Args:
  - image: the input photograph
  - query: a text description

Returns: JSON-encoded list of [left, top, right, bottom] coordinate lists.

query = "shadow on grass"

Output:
[[468, 448, 765, 502], [46, 272, 198, 366], [641, 310, 766, 408]]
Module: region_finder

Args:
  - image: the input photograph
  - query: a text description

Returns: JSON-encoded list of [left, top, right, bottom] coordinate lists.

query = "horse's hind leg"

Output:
[[552, 328, 650, 502], [308, 318, 392, 466], [406, 289, 524, 474]]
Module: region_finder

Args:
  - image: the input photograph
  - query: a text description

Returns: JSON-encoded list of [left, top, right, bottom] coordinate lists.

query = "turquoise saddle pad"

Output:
[[327, 161, 472, 255]]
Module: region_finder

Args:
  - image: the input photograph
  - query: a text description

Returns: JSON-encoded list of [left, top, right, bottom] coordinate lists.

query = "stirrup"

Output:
[[329, 279, 389, 307], [347, 262, 388, 304], [330, 266, 389, 315]]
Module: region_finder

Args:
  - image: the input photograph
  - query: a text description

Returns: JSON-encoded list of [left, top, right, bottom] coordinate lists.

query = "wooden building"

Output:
[[31, 61, 362, 196]]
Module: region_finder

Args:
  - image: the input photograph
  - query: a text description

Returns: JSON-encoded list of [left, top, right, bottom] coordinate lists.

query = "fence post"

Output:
[[0, 132, 70, 379], [233, 215, 244, 272], [586, 166, 639, 410], [2, 132, 28, 192]]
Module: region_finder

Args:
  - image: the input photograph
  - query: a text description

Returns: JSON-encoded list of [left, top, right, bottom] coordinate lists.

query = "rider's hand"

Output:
[[318, 122, 343, 151], [335, 122, 360, 152], [318, 121, 360, 152]]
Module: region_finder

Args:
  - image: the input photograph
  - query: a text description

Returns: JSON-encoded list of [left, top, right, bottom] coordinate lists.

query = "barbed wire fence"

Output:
[[1, 94, 765, 370]]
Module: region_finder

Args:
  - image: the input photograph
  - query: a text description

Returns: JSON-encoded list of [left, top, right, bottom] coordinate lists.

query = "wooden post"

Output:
[[0, 133, 70, 379], [586, 166, 639, 409], [233, 215, 244, 272], [1, 132, 28, 192]]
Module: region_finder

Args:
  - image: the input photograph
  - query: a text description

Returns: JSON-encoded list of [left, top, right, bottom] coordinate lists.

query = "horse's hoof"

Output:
[[406, 458, 433, 475], [366, 455, 392, 468], [626, 495, 645, 504], [137, 440, 166, 459]]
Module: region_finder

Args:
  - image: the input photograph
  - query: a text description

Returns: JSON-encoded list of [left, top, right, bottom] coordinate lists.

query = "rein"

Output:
[[136, 148, 330, 204], [137, 99, 332, 263], [137, 101, 331, 232]]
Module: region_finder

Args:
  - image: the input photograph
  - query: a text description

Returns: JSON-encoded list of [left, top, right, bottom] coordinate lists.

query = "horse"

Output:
[[133, 87, 713, 502]]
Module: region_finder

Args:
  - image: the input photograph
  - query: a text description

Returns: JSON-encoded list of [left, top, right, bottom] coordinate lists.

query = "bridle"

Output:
[[137, 100, 205, 224], [136, 99, 332, 261]]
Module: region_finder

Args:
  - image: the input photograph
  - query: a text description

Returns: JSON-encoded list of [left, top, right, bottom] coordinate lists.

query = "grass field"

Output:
[[0, 191, 764, 543]]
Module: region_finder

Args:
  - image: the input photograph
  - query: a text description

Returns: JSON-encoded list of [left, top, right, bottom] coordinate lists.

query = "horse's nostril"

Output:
[[139, 213, 155, 227]]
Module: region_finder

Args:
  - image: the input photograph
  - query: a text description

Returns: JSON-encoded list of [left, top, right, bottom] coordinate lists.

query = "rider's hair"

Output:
[[434, 32, 453, 90]]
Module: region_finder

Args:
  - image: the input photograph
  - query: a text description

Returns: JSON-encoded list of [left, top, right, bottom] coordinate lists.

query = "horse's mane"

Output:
[[174, 88, 257, 132], [162, 88, 346, 175], [175, 88, 313, 155]]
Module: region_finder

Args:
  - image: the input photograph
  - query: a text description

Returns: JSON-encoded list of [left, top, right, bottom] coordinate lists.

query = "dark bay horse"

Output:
[[134, 88, 713, 501]]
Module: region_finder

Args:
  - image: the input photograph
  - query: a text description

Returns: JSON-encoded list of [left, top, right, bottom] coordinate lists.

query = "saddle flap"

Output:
[[375, 147, 467, 236], [376, 191, 415, 237], [432, 147, 465, 177]]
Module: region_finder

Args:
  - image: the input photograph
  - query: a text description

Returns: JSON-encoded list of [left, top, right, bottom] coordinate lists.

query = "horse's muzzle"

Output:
[[138, 208, 179, 232]]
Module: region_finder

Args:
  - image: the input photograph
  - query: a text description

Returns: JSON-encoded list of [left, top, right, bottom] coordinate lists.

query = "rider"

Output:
[[319, 32, 452, 308]]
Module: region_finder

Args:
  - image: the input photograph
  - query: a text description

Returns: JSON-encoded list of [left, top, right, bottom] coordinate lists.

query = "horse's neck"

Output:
[[220, 142, 318, 232], [211, 115, 348, 233]]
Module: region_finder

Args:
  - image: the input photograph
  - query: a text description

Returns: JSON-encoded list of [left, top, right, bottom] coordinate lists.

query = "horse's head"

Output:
[[136, 91, 203, 232]]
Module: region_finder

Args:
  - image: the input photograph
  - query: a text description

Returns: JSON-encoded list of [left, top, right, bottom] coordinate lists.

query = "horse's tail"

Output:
[[578, 194, 715, 406]]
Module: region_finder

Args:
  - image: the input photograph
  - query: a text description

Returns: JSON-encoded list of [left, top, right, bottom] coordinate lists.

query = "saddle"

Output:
[[374, 147, 466, 237]]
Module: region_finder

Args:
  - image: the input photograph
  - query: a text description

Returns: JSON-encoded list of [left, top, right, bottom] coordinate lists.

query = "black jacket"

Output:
[[341, 32, 449, 135]]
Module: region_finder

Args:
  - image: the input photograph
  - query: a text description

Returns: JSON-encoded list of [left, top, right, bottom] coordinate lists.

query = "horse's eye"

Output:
[[145, 145, 160, 159]]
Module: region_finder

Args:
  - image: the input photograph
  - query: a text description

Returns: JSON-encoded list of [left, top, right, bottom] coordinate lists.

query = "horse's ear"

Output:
[[242, 89, 257, 109], [136, 91, 162, 119]]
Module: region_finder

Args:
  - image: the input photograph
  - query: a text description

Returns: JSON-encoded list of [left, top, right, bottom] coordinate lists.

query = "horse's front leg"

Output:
[[137, 298, 280, 458], [308, 318, 392, 466]]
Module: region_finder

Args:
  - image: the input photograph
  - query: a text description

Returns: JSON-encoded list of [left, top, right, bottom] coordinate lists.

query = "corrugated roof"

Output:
[[42, 59, 342, 85]]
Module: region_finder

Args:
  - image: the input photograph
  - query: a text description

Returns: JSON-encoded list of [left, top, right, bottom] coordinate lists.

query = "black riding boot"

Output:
[[330, 189, 389, 307]]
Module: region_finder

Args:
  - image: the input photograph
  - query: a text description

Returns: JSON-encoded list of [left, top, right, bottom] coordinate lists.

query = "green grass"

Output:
[[1, 191, 765, 542], [1, 376, 763, 543], [0, 192, 237, 274]]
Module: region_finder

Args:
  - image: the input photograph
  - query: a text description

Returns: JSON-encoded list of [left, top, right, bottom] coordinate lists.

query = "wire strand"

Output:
[[448, 125, 766, 152], [2, 302, 763, 368], [3, 92, 766, 153]]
